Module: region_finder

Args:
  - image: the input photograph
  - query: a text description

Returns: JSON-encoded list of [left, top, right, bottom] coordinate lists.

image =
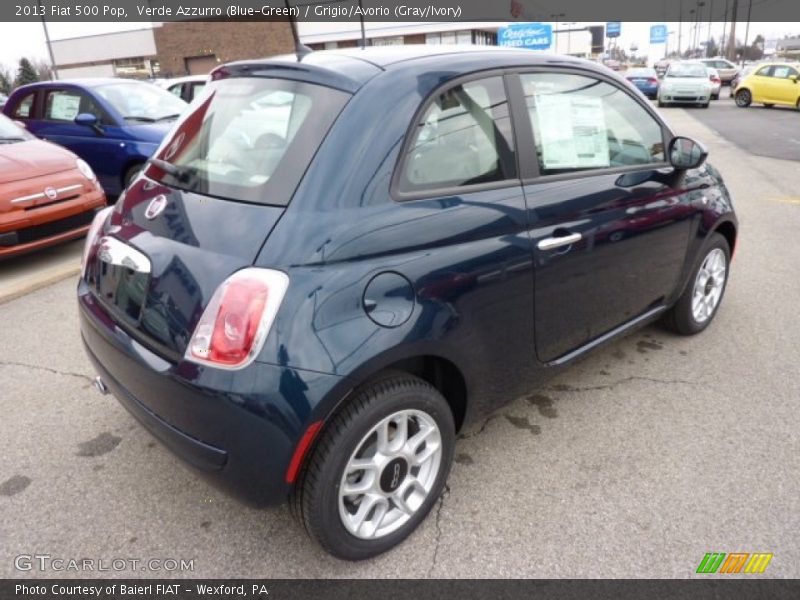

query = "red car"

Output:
[[0, 113, 106, 258]]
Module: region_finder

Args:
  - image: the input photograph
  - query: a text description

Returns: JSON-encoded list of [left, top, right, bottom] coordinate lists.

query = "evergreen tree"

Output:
[[15, 58, 39, 87]]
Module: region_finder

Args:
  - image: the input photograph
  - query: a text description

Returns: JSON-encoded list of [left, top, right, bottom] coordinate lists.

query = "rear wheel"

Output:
[[292, 373, 455, 560], [663, 233, 730, 336], [735, 89, 752, 107], [701, 102, 710, 108], [712, 93, 720, 100]]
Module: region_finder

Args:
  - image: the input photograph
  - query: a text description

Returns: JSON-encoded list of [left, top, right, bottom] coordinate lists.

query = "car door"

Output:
[[750, 66, 774, 103], [511, 70, 696, 363], [770, 65, 800, 105], [35, 86, 128, 193]]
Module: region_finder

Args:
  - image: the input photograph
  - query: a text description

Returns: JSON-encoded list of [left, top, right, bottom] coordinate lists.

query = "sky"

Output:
[[1, 20, 798, 72]]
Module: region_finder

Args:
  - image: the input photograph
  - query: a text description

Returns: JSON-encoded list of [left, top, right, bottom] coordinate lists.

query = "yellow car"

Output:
[[734, 62, 800, 109]]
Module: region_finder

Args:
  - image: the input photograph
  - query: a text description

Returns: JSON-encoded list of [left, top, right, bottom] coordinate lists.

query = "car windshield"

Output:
[[667, 64, 708, 78], [627, 69, 655, 77], [93, 82, 188, 122], [145, 77, 350, 206], [0, 113, 32, 143]]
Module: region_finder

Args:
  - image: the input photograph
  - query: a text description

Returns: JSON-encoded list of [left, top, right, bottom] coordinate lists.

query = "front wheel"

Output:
[[292, 373, 455, 560], [735, 89, 752, 107], [663, 233, 730, 335]]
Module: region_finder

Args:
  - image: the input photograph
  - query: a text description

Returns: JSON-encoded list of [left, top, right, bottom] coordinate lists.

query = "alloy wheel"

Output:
[[691, 248, 727, 324], [735, 89, 751, 107], [338, 409, 442, 540]]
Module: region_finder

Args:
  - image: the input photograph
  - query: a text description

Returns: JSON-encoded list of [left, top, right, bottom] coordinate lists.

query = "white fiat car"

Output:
[[658, 61, 714, 108]]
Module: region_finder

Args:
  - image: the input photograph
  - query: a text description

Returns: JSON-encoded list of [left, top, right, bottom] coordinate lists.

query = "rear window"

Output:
[[145, 77, 349, 205]]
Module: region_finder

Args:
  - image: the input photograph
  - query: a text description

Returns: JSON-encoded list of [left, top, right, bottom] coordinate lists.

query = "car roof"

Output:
[[219, 45, 598, 93], [14, 78, 147, 91]]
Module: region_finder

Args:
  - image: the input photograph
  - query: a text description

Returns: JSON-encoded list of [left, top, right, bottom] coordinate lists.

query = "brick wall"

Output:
[[153, 22, 294, 77]]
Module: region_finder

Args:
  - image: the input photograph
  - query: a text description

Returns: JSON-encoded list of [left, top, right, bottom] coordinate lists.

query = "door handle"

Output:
[[537, 232, 582, 251]]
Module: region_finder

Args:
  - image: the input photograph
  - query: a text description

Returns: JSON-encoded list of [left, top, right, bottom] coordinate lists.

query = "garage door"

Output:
[[185, 55, 218, 75]]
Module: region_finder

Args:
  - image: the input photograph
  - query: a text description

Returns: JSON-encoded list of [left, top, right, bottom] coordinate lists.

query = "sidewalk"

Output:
[[0, 239, 83, 304]]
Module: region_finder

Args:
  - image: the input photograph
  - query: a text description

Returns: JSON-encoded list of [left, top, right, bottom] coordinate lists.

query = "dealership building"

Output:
[[48, 21, 600, 80]]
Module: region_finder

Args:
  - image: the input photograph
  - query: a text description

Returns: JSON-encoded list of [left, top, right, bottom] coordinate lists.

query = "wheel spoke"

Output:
[[349, 494, 387, 538], [341, 470, 377, 496], [393, 477, 424, 515], [376, 420, 391, 454]]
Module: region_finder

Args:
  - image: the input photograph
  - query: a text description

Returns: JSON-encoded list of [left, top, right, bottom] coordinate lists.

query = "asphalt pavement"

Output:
[[1, 107, 799, 578], [686, 95, 800, 161]]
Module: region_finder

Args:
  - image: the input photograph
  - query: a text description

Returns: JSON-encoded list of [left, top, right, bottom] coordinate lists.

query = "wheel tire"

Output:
[[123, 164, 144, 189], [292, 372, 455, 560], [662, 233, 731, 336], [702, 102, 710, 108], [735, 89, 752, 107], [712, 93, 719, 100], [658, 100, 666, 108]]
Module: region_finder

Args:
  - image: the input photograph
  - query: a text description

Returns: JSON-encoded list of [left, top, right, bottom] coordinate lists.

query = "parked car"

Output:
[[729, 64, 757, 97], [707, 67, 722, 100], [78, 46, 738, 560], [734, 62, 800, 109], [700, 58, 739, 84], [654, 59, 673, 78], [0, 112, 105, 258], [3, 79, 187, 196], [658, 61, 714, 108], [159, 75, 208, 103], [625, 67, 659, 99]]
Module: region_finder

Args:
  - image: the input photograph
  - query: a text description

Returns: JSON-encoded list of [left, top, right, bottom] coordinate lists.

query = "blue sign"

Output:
[[498, 22, 553, 51], [606, 22, 621, 38], [650, 24, 668, 44]]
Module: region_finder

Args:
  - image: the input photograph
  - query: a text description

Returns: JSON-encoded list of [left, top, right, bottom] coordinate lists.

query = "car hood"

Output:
[[0, 138, 76, 184], [125, 121, 179, 144]]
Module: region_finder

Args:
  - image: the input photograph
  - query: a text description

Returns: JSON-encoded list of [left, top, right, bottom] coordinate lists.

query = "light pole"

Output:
[[742, 0, 753, 66], [565, 22, 576, 55], [36, 0, 58, 80], [550, 13, 565, 54]]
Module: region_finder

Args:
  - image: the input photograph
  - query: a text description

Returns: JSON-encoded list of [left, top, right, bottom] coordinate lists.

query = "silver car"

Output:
[[658, 61, 714, 108], [701, 58, 739, 84]]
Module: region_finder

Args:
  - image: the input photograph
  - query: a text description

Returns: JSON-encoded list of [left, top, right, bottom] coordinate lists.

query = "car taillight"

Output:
[[80, 206, 113, 278], [710, 75, 720, 83], [186, 268, 289, 369], [648, 78, 658, 85]]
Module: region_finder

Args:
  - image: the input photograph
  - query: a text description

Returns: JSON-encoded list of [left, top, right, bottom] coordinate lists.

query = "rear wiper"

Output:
[[123, 115, 157, 123], [0, 136, 25, 143], [156, 114, 181, 122], [147, 157, 195, 183]]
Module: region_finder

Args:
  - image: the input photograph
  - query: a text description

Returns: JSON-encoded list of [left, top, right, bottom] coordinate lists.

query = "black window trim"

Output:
[[509, 65, 673, 185], [41, 86, 114, 126], [390, 68, 523, 202], [10, 89, 38, 120], [391, 65, 677, 201]]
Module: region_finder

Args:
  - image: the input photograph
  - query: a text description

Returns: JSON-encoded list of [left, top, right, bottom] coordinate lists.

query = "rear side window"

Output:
[[146, 77, 349, 206], [520, 72, 665, 175], [11, 92, 35, 119], [398, 76, 516, 193]]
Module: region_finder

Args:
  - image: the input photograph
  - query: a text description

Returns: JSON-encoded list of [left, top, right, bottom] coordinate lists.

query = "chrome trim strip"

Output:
[[10, 192, 45, 205], [96, 236, 151, 274], [10, 184, 83, 205]]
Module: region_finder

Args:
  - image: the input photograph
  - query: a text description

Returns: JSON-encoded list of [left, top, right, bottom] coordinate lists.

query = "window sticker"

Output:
[[50, 93, 81, 121], [534, 94, 610, 170]]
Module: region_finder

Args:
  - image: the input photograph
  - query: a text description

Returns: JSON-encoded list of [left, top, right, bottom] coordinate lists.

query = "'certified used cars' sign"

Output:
[[498, 23, 553, 51]]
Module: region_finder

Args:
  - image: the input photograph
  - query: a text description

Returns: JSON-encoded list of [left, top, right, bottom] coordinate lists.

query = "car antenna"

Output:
[[284, 0, 313, 59]]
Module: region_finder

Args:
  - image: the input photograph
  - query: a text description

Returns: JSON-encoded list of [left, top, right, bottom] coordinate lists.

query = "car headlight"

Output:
[[76, 158, 97, 182]]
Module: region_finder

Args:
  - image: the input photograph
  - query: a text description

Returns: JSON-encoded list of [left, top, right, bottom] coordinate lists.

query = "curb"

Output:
[[0, 263, 80, 305]]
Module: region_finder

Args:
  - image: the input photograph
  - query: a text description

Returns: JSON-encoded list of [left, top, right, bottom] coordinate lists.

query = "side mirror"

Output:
[[668, 136, 708, 170], [74, 112, 104, 135]]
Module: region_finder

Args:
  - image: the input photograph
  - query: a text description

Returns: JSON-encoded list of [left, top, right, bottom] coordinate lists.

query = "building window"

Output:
[[113, 57, 149, 77], [372, 36, 404, 46], [425, 30, 491, 45]]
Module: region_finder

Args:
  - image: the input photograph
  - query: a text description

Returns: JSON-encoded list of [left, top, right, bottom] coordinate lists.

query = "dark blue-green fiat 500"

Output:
[[78, 46, 737, 560]]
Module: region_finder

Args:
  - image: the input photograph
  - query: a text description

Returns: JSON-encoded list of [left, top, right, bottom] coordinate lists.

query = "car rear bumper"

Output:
[[78, 281, 347, 507], [660, 94, 711, 103]]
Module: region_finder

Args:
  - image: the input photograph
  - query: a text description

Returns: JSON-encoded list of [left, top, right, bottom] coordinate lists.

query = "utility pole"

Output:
[[37, 0, 58, 80], [678, 0, 683, 56], [707, 0, 714, 57], [742, 0, 753, 65], [721, 0, 729, 56], [727, 0, 739, 61]]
